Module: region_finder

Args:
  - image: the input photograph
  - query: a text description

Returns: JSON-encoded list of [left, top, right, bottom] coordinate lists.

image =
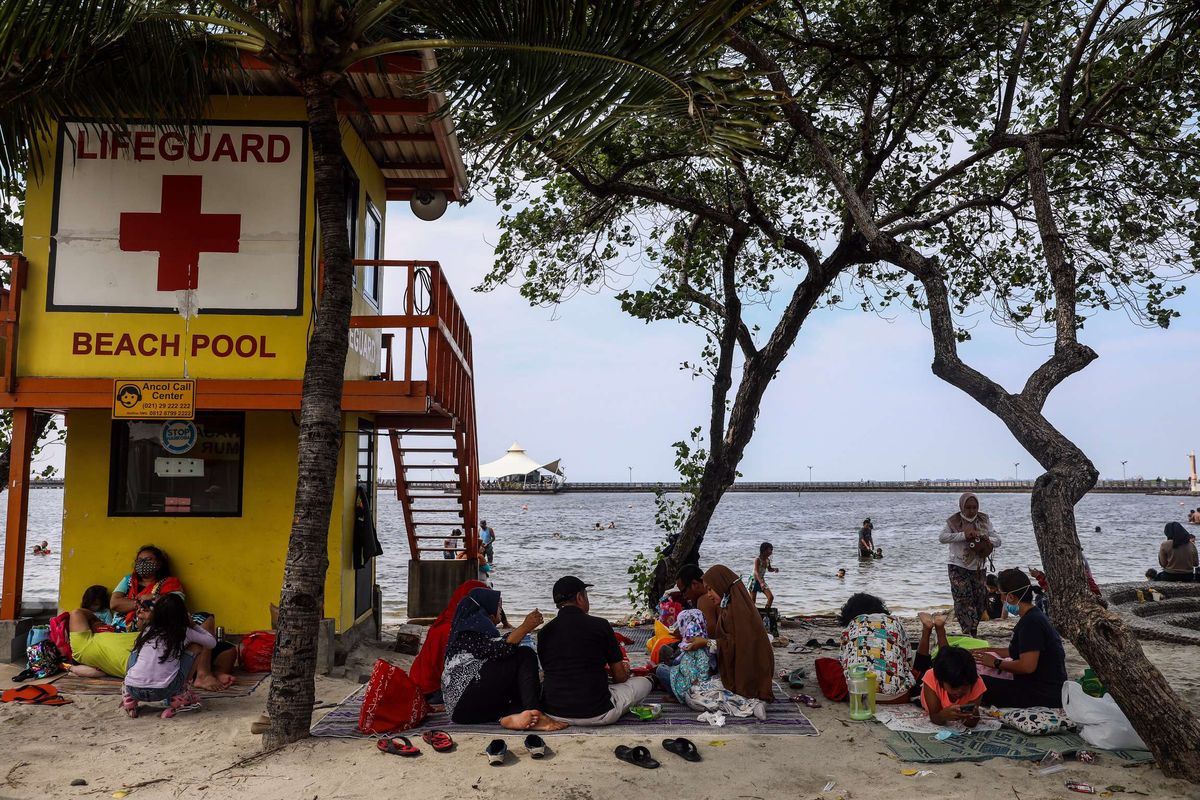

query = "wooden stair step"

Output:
[[412, 521, 467, 526], [400, 447, 458, 453], [403, 464, 461, 471], [407, 493, 462, 499], [410, 508, 464, 514], [415, 535, 464, 539]]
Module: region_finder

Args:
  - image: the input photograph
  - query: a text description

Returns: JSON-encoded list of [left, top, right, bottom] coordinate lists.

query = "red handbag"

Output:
[[358, 659, 428, 735], [815, 657, 849, 702], [239, 631, 276, 673]]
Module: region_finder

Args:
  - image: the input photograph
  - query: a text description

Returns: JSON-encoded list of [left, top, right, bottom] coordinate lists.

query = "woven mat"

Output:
[[884, 727, 1153, 764], [50, 671, 268, 699], [311, 683, 818, 739]]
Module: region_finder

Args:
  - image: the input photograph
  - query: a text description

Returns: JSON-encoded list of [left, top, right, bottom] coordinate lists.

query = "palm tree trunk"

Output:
[[264, 79, 354, 749], [0, 411, 55, 490]]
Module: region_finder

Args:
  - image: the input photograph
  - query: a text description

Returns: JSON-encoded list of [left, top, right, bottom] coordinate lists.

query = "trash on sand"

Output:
[[823, 781, 836, 792]]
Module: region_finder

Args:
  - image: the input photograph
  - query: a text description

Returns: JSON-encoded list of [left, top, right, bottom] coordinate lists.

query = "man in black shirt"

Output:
[[858, 518, 875, 558], [539, 576, 652, 725]]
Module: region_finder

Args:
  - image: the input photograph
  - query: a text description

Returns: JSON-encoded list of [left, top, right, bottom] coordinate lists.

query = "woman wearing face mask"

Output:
[[939, 492, 1001, 636], [110, 546, 185, 631], [972, 568, 1067, 708], [108, 545, 235, 691]]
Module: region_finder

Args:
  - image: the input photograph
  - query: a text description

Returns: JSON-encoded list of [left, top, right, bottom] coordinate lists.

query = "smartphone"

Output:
[[959, 703, 978, 713]]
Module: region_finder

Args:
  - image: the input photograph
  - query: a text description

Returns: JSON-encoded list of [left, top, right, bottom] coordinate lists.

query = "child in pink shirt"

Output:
[[121, 594, 214, 719]]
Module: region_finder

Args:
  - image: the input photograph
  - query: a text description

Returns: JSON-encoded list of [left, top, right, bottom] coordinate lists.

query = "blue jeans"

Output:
[[655, 663, 672, 691], [124, 650, 196, 703]]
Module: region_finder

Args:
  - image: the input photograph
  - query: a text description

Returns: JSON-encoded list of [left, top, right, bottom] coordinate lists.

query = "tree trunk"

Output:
[[1031, 466, 1200, 779], [649, 244, 855, 602], [264, 81, 354, 750]]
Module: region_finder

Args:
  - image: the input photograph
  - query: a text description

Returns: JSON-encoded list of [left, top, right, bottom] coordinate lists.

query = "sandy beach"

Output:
[[2, 613, 1198, 800]]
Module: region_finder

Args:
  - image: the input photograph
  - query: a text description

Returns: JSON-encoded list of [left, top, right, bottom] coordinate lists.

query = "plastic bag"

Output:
[[1062, 681, 1147, 750], [357, 659, 427, 734], [239, 631, 276, 673]]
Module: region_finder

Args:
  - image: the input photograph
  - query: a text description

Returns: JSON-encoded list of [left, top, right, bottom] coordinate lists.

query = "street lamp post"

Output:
[[807, 465, 814, 482], [902, 464, 908, 482], [1121, 460, 1128, 480], [1014, 461, 1020, 480]]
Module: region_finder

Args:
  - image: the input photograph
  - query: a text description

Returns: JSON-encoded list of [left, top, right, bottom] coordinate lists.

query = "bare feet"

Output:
[[191, 672, 228, 692], [932, 613, 947, 630], [500, 710, 539, 730], [529, 715, 568, 732], [918, 611, 934, 631]]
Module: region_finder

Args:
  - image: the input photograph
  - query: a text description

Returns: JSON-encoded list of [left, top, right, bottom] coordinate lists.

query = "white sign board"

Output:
[[50, 120, 307, 315]]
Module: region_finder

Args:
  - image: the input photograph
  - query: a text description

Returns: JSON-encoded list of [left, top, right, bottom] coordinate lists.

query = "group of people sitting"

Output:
[[407, 563, 775, 731], [839, 566, 1069, 725], [1145, 522, 1198, 582], [64, 545, 236, 718]]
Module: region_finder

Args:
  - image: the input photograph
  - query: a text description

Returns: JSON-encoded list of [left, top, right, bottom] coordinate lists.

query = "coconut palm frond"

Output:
[[0, 0, 219, 183], [357, 0, 766, 157]]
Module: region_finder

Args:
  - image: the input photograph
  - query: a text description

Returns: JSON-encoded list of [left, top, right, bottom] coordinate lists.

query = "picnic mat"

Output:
[[311, 683, 818, 739], [884, 727, 1153, 764], [50, 671, 268, 699]]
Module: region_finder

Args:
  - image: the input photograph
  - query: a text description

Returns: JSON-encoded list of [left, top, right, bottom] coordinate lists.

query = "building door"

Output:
[[354, 422, 376, 619]]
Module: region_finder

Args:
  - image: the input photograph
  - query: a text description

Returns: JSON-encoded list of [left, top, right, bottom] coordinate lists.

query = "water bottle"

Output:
[[847, 664, 874, 721], [216, 625, 225, 641]]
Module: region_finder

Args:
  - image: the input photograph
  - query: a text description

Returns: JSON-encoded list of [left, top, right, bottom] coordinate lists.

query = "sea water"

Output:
[[3, 489, 1190, 621]]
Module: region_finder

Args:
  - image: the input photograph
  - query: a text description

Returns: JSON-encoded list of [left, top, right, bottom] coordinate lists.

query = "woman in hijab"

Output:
[[409, 580, 488, 704], [939, 492, 1002, 636], [701, 565, 774, 702], [441, 587, 565, 731], [1156, 522, 1198, 581]]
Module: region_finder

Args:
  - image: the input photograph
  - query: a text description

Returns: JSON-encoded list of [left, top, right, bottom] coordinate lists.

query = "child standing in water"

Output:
[[121, 594, 214, 719], [748, 542, 778, 608]]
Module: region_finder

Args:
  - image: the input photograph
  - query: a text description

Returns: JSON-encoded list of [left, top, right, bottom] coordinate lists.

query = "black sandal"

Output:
[[662, 737, 701, 762], [524, 734, 546, 759], [614, 745, 660, 769]]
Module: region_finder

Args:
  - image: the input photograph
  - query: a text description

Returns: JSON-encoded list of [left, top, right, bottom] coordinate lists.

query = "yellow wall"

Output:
[[58, 409, 363, 634], [30, 94, 391, 634]]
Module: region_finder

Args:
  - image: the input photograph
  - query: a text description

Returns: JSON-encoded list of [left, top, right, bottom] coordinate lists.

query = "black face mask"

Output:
[[135, 559, 157, 578]]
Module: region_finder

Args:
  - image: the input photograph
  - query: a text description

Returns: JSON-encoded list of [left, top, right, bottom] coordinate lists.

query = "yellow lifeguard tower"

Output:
[[0, 54, 480, 647]]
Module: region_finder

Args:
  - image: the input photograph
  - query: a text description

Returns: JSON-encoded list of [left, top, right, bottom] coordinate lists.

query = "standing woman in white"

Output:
[[940, 492, 1001, 636]]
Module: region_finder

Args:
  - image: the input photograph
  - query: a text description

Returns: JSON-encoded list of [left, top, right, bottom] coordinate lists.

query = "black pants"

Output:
[[450, 647, 541, 724], [982, 675, 1062, 709], [1155, 571, 1197, 582]]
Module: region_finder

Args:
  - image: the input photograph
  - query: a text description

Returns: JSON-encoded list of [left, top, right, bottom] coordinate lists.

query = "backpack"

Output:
[[48, 612, 73, 661], [815, 657, 849, 702], [16, 640, 63, 681], [26, 624, 50, 649]]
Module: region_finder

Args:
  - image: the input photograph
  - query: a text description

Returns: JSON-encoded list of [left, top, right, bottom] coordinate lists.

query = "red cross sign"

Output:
[[119, 175, 241, 292]]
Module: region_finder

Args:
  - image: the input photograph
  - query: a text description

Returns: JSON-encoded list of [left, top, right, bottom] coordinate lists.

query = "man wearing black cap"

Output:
[[538, 576, 652, 726]]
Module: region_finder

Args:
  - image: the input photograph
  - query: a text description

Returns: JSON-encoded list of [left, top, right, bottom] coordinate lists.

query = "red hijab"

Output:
[[409, 580, 487, 694]]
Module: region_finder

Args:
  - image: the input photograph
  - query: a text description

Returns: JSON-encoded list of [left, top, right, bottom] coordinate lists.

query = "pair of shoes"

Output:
[[615, 738, 702, 769], [486, 735, 546, 765], [160, 691, 201, 719]]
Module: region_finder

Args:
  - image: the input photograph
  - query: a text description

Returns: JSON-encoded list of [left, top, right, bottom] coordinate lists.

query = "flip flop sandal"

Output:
[[792, 693, 822, 709], [786, 669, 807, 689], [485, 739, 508, 766], [120, 695, 140, 718], [524, 734, 546, 759], [1, 685, 70, 705], [377, 736, 421, 757], [804, 638, 821, 648], [614, 745, 660, 769], [662, 737, 701, 763], [422, 729, 455, 753], [822, 638, 838, 649]]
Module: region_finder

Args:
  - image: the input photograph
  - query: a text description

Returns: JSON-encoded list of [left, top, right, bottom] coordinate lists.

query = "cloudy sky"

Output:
[[382, 196, 1200, 483]]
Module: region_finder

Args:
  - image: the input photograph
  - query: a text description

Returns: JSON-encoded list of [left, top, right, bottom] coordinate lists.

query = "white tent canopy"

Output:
[[479, 442, 562, 480]]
